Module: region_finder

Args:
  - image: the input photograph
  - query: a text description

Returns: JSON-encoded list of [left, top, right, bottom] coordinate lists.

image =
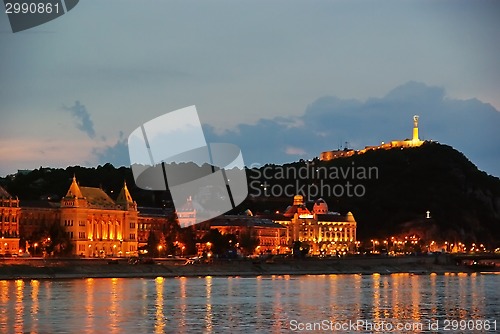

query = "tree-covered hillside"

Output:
[[2, 142, 499, 246]]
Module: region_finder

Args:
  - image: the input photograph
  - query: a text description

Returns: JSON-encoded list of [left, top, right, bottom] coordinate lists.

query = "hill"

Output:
[[2, 142, 499, 246], [242, 142, 500, 246]]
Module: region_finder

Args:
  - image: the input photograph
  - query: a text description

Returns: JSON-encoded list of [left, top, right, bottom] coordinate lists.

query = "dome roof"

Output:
[[293, 195, 304, 206], [313, 198, 328, 214]]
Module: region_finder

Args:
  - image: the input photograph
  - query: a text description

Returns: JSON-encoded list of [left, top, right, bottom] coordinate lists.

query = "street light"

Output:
[[158, 245, 163, 257], [34, 242, 38, 256]]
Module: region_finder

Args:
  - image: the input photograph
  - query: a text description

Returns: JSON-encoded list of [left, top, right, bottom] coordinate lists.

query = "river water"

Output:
[[0, 273, 498, 333]]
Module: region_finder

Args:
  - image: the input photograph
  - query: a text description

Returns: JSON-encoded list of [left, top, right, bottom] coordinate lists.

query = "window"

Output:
[[130, 222, 135, 228], [129, 233, 136, 240]]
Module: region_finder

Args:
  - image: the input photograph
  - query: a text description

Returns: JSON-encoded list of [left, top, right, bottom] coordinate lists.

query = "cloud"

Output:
[[285, 146, 307, 156], [88, 82, 500, 177], [63, 101, 96, 138], [203, 81, 500, 176], [92, 132, 129, 167], [0, 138, 95, 174]]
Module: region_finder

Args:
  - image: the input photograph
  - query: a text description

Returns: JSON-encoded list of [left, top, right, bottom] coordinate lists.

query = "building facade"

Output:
[[61, 177, 139, 257], [0, 186, 20, 255], [176, 196, 196, 228], [209, 215, 288, 255], [137, 207, 169, 248], [20, 177, 139, 257], [269, 195, 357, 255]]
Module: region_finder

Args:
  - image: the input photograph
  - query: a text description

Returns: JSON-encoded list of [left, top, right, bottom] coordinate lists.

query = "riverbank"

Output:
[[1, 255, 491, 280]]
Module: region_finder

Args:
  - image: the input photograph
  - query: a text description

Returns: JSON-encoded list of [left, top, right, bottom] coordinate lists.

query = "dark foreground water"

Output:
[[0, 273, 498, 333]]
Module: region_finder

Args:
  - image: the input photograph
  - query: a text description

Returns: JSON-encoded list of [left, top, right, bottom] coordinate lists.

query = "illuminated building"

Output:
[[20, 177, 139, 257], [61, 177, 138, 257], [176, 196, 196, 228], [320, 115, 425, 161], [0, 186, 20, 255], [208, 215, 288, 254], [137, 207, 172, 248], [18, 202, 60, 243], [269, 195, 357, 255]]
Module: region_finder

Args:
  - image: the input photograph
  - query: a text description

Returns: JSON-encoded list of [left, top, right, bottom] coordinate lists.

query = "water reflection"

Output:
[[0, 274, 497, 333], [109, 278, 119, 334], [85, 278, 94, 332], [15, 279, 24, 333], [204, 276, 213, 332], [0, 280, 8, 332], [29, 280, 39, 333], [178, 277, 187, 333], [154, 277, 165, 334], [411, 275, 421, 323], [372, 273, 380, 321]]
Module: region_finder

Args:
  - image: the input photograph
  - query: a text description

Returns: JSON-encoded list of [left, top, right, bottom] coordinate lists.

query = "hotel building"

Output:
[[267, 195, 357, 255]]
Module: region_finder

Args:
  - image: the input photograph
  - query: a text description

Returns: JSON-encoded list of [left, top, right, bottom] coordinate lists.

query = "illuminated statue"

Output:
[[413, 115, 420, 142]]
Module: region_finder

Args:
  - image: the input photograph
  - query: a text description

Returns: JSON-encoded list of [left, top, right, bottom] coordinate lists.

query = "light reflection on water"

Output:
[[0, 274, 498, 333]]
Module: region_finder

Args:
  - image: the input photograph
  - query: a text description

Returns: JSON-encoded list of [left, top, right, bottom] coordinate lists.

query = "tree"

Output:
[[202, 229, 230, 256], [146, 229, 158, 256], [292, 241, 309, 258], [47, 221, 72, 256], [158, 233, 167, 257], [177, 226, 197, 256], [239, 228, 260, 255], [163, 213, 181, 256]]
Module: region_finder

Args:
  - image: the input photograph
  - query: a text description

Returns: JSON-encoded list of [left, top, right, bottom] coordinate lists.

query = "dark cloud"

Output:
[[63, 101, 96, 138], [93, 132, 129, 167], [204, 81, 500, 176], [92, 82, 500, 177]]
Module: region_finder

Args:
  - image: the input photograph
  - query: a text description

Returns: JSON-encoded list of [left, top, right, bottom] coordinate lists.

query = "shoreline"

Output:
[[0, 255, 491, 280]]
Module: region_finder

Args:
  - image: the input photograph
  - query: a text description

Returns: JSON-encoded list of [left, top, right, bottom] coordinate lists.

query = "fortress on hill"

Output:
[[320, 115, 425, 161]]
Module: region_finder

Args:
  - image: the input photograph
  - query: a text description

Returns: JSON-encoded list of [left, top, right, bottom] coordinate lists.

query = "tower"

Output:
[[293, 194, 304, 206], [412, 115, 420, 142], [177, 196, 196, 228], [62, 175, 86, 207], [116, 181, 137, 211]]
